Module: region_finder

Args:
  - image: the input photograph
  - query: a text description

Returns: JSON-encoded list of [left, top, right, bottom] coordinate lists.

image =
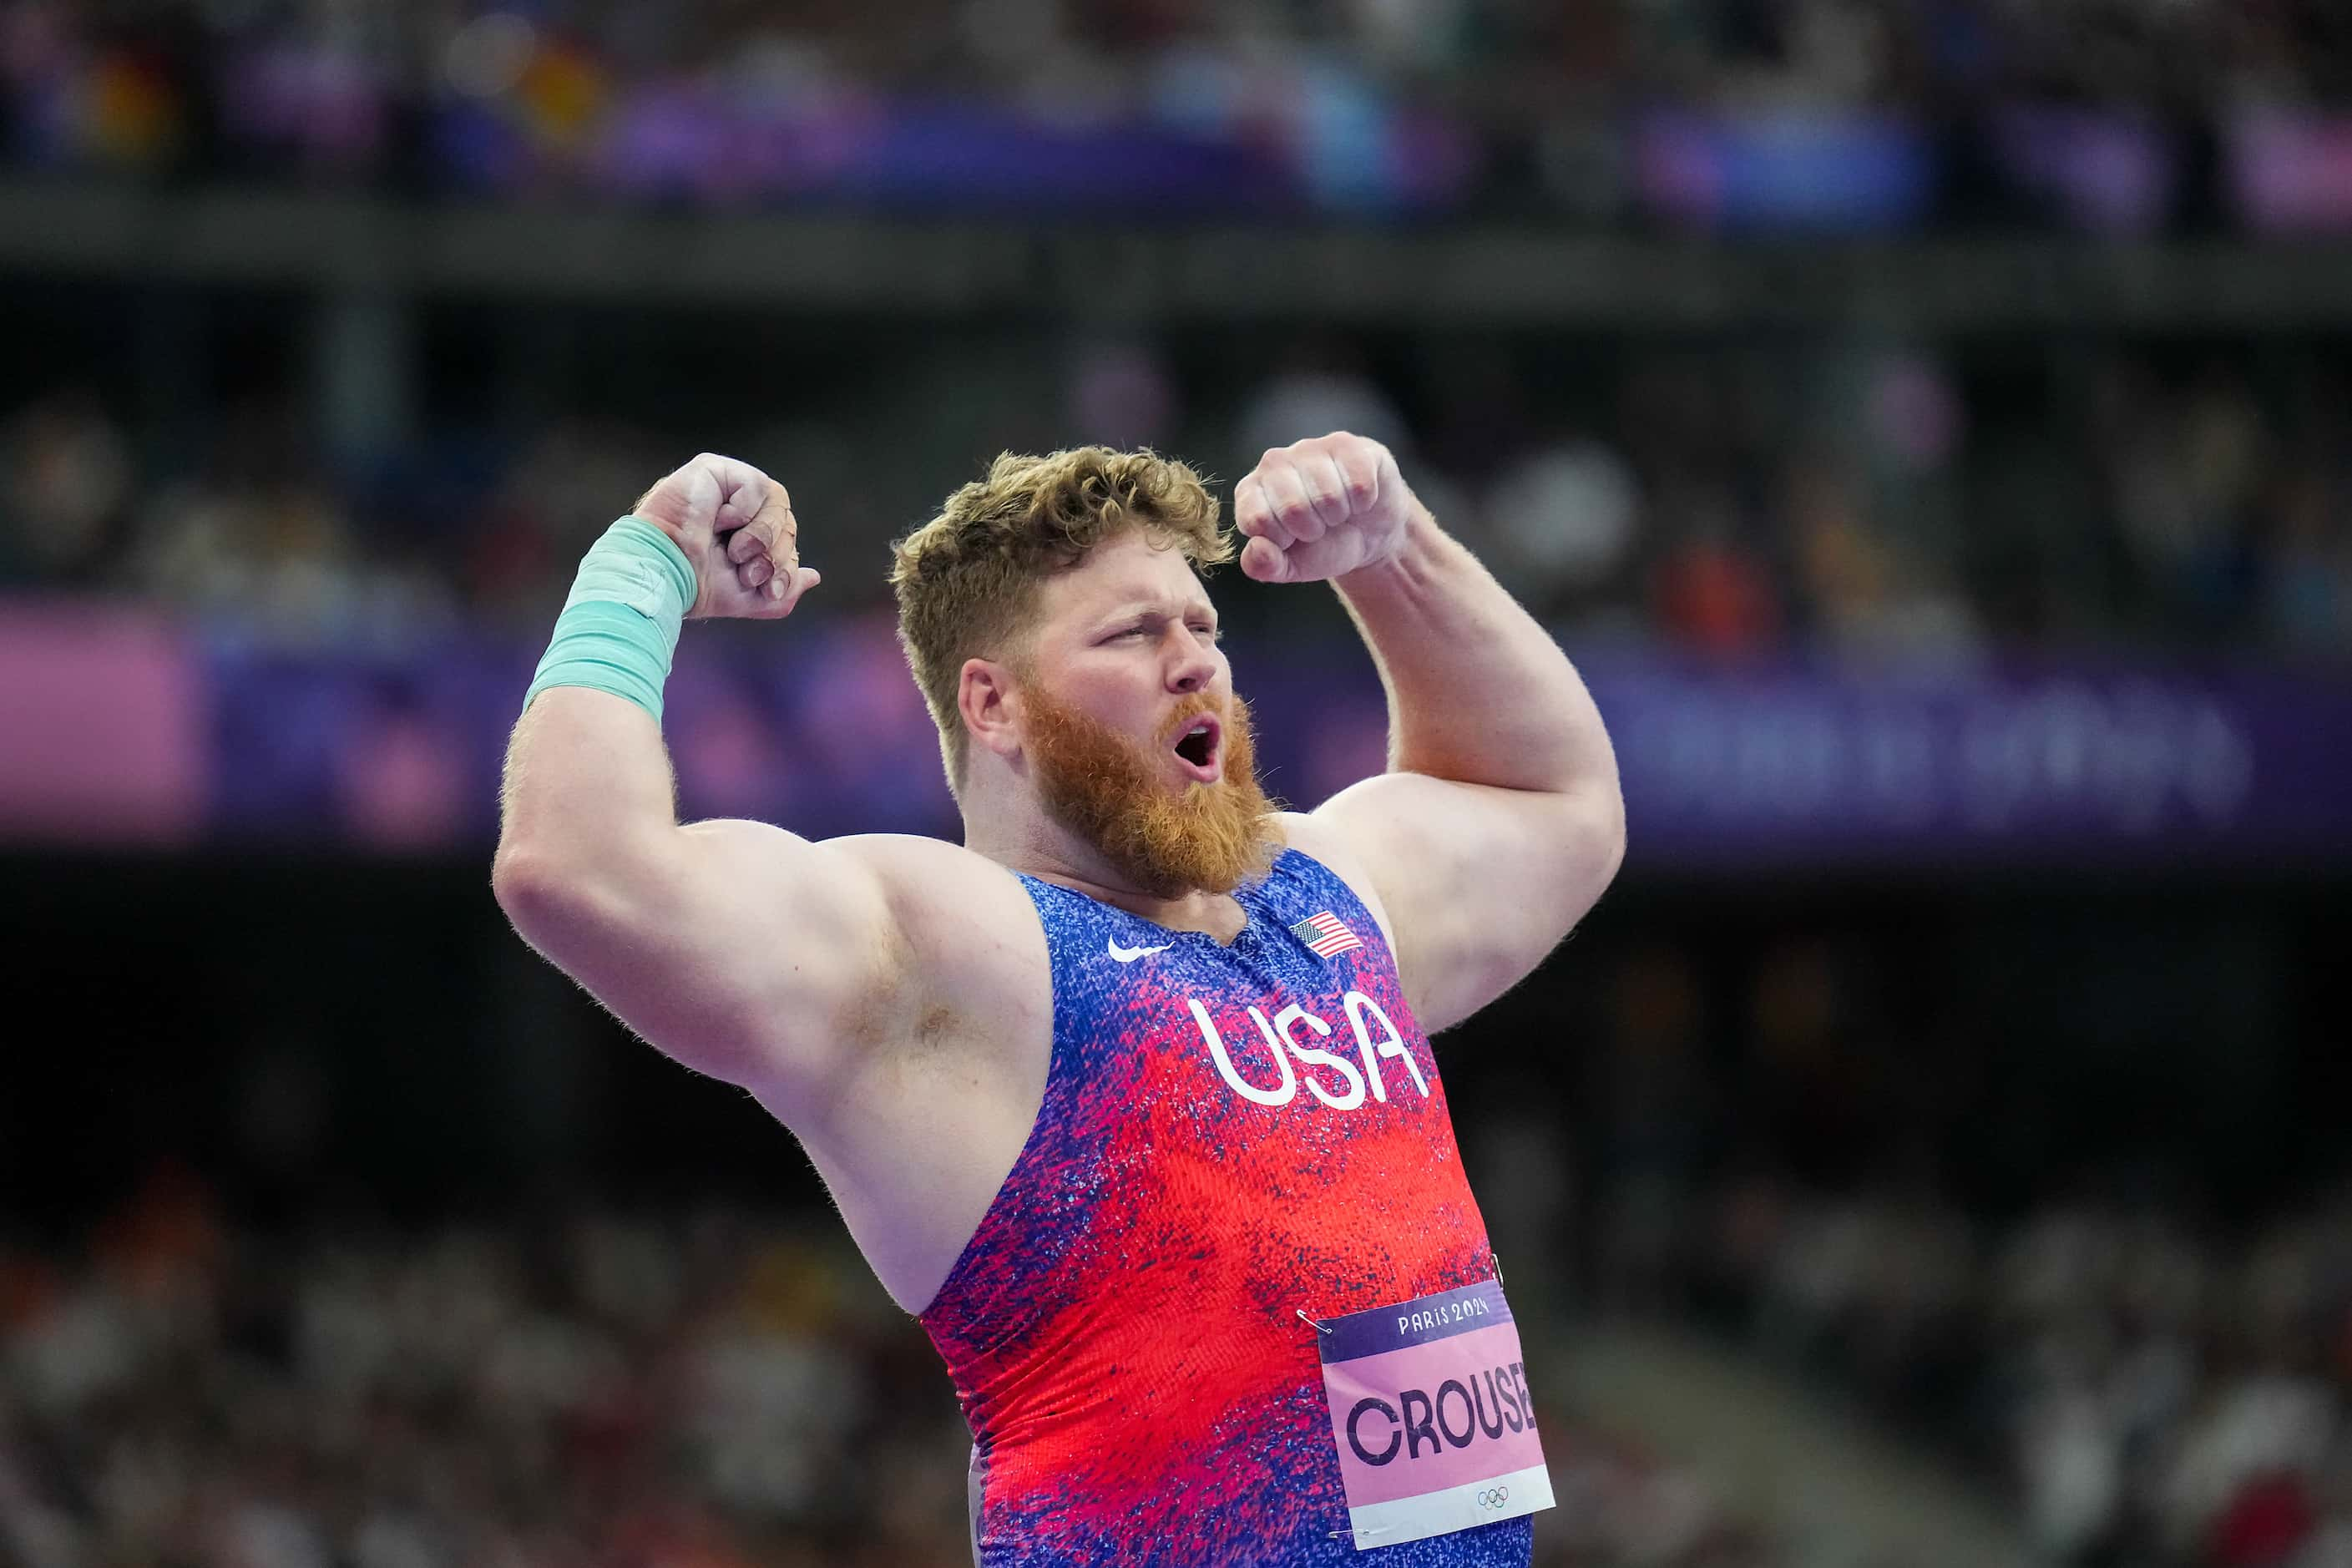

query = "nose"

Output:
[[1166, 628, 1218, 695]]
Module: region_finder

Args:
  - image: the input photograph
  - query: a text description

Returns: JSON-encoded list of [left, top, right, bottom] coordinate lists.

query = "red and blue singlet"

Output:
[[918, 848, 1535, 1566]]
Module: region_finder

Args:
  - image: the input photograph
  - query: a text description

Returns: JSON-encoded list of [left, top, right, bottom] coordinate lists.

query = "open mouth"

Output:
[[1171, 715, 1222, 778]]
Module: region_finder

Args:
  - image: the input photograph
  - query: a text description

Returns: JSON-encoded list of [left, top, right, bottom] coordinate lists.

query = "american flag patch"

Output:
[[1288, 911, 1363, 960]]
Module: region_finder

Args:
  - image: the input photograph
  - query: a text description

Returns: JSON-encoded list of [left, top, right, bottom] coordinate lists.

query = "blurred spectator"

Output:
[[0, 390, 132, 587], [1482, 434, 1643, 632], [1648, 481, 1783, 656], [1784, 459, 1979, 655], [1233, 336, 1413, 465], [2260, 465, 2352, 659], [1060, 337, 1180, 453]]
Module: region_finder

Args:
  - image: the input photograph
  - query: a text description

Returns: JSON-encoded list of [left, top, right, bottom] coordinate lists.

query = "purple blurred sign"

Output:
[[1633, 109, 1935, 231], [3, 605, 2347, 869], [216, 43, 388, 172], [433, 88, 1446, 213], [1990, 105, 2173, 235], [2228, 109, 2352, 233], [1575, 654, 2349, 870]]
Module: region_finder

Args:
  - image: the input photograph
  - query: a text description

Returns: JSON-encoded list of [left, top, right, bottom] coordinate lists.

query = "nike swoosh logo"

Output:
[[1106, 938, 1174, 963]]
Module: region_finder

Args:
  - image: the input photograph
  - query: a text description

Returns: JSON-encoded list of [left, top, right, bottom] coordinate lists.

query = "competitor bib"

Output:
[[1318, 1280, 1554, 1550]]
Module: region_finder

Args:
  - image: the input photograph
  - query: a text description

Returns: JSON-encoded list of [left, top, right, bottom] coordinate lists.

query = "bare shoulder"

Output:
[[819, 832, 1051, 1041], [1299, 769, 1526, 898], [1273, 809, 1399, 953], [1292, 771, 1621, 1034], [827, 831, 1039, 923]]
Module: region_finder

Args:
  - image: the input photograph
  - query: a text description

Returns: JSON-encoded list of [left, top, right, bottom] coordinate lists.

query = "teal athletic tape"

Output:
[[523, 516, 698, 724]]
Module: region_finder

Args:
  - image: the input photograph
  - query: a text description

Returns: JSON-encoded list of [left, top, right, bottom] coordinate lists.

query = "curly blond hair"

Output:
[[892, 447, 1232, 792]]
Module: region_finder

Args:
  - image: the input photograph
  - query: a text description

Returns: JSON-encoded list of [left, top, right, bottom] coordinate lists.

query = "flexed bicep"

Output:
[[497, 818, 1039, 1125], [498, 815, 901, 1103], [1304, 772, 1623, 1034]]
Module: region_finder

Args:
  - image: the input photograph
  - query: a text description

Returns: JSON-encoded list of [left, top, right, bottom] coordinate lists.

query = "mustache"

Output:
[[1159, 693, 1226, 748], [1022, 684, 1280, 898]]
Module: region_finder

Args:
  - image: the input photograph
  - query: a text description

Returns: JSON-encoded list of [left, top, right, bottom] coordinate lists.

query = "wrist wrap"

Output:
[[523, 516, 697, 723]]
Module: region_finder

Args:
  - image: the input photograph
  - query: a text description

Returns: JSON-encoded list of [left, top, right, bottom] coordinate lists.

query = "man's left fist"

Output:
[[1233, 432, 1422, 584]]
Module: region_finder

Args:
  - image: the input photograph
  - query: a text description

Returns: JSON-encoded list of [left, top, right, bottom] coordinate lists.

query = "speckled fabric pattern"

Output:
[[918, 849, 1535, 1566]]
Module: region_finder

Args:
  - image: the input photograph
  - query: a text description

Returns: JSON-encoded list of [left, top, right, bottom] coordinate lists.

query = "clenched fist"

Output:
[[1232, 432, 1424, 584], [632, 453, 822, 620]]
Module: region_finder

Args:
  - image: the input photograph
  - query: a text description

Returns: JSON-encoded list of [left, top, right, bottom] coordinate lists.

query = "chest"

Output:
[[1059, 934, 1444, 1138]]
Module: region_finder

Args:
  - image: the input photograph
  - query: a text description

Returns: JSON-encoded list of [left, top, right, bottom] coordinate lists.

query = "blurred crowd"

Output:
[[8, 0, 2352, 225], [3, 859, 2339, 1568], [1679, 1179, 2352, 1568], [4, 327, 2349, 663], [1555, 929, 2351, 1568], [0, 1170, 1780, 1568], [0, 1174, 979, 1568], [7, 918, 2343, 1568]]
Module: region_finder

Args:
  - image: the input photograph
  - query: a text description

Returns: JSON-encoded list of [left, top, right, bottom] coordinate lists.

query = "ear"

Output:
[[958, 656, 1024, 764]]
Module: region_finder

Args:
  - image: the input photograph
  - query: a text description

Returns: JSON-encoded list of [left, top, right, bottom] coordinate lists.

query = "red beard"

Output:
[[1022, 685, 1282, 898]]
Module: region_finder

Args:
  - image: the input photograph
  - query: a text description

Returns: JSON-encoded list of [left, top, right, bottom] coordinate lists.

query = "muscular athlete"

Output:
[[493, 434, 1624, 1565]]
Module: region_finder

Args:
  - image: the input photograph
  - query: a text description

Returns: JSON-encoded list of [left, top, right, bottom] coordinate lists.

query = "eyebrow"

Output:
[[1099, 595, 1217, 625]]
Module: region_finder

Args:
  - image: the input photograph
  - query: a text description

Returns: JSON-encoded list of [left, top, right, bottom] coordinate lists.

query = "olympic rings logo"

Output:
[[1476, 1486, 1510, 1509]]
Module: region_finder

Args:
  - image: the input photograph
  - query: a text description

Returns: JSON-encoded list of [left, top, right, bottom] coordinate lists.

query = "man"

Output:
[[493, 433, 1625, 1565]]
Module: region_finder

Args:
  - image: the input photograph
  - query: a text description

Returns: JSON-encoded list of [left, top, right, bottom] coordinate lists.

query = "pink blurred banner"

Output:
[[0, 603, 208, 846]]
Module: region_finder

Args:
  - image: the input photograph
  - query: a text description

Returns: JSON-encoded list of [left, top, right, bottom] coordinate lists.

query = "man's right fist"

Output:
[[632, 453, 821, 620]]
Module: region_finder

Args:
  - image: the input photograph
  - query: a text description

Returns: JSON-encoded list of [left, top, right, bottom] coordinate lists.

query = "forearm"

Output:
[[494, 513, 701, 895], [1334, 507, 1619, 802]]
